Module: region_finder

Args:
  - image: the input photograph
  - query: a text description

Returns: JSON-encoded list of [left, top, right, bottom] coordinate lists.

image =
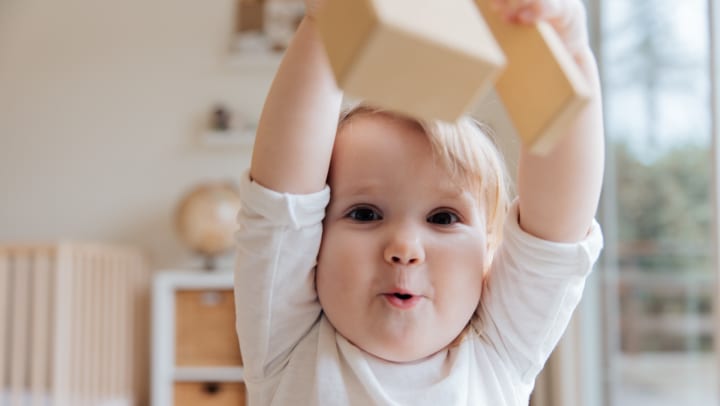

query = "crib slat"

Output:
[[132, 254, 148, 406], [0, 252, 9, 396], [46, 253, 57, 406], [108, 255, 121, 399], [10, 254, 30, 406], [31, 250, 53, 406], [89, 249, 101, 405], [118, 255, 131, 400], [68, 250, 81, 406], [98, 253, 111, 401], [53, 243, 74, 406], [78, 248, 92, 406]]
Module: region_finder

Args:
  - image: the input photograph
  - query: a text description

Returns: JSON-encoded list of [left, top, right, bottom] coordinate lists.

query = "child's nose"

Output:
[[383, 229, 425, 266]]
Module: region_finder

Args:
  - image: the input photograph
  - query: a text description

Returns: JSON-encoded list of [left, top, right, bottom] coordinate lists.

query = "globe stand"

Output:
[[202, 255, 218, 272]]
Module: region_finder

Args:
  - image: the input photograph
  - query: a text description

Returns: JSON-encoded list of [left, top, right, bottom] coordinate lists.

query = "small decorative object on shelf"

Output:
[[174, 182, 243, 271], [230, 0, 304, 69], [211, 105, 232, 132], [263, 0, 304, 51], [203, 104, 256, 146]]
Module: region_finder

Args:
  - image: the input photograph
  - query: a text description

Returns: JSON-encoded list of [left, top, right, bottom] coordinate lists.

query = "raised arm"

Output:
[[497, 0, 605, 242], [250, 5, 343, 194], [235, 3, 342, 384]]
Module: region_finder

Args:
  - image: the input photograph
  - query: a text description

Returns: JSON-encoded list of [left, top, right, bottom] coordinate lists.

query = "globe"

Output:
[[174, 181, 242, 269]]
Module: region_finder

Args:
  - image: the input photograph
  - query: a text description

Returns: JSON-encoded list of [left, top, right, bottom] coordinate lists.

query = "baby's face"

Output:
[[316, 113, 488, 363]]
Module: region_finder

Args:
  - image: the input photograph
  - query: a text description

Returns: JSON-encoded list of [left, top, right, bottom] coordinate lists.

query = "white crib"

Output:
[[0, 243, 149, 406]]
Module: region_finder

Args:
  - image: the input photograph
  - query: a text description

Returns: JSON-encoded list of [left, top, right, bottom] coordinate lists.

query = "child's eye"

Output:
[[427, 211, 459, 225], [347, 207, 383, 222]]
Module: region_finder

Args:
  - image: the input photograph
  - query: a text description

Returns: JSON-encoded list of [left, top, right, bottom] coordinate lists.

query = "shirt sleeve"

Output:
[[475, 199, 604, 384], [233, 170, 330, 382]]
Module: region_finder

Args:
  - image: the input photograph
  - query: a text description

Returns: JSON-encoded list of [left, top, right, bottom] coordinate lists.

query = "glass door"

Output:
[[596, 0, 718, 404]]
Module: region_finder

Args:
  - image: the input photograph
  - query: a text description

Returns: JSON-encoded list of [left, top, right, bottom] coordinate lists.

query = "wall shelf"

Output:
[[202, 130, 255, 147], [227, 51, 283, 70]]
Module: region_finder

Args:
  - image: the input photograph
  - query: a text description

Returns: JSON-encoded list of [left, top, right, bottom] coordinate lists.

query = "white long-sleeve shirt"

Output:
[[234, 172, 603, 405]]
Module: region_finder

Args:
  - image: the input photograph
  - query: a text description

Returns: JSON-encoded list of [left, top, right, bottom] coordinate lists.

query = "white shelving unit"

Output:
[[202, 129, 255, 147], [174, 366, 244, 382], [226, 51, 283, 70], [152, 270, 243, 406]]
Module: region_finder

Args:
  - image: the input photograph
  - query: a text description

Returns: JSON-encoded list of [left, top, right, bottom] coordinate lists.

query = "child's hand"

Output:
[[304, 0, 324, 19], [491, 0, 589, 57]]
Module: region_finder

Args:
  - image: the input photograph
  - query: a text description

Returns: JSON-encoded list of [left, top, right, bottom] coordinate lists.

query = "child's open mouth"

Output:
[[384, 292, 421, 309]]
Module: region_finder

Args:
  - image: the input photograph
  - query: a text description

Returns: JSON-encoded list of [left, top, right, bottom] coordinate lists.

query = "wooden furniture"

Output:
[[0, 242, 148, 406], [152, 271, 245, 406]]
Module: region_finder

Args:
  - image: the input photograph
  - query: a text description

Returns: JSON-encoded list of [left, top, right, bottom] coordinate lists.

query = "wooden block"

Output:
[[316, 0, 506, 122], [175, 290, 243, 366], [475, 0, 591, 154], [174, 382, 246, 406]]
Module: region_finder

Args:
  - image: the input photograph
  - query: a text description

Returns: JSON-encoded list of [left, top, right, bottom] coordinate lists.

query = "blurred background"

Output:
[[0, 0, 718, 405], [593, 0, 716, 404]]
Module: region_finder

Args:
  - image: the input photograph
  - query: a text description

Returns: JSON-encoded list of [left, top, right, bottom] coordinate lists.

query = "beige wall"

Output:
[[0, 0, 271, 269], [0, 0, 518, 270]]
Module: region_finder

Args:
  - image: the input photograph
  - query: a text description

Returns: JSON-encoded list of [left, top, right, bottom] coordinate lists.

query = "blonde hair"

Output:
[[338, 105, 512, 260]]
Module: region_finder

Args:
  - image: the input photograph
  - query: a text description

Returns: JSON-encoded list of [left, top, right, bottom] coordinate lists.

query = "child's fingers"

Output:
[[490, 0, 579, 23], [490, 0, 542, 23], [304, 0, 324, 18], [489, 0, 590, 54], [537, 0, 589, 54]]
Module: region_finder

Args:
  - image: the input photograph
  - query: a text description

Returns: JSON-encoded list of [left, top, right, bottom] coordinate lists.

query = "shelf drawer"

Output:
[[174, 382, 246, 406], [175, 289, 243, 366]]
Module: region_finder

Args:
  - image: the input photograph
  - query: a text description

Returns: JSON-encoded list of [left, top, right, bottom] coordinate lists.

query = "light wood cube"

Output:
[[316, 0, 506, 122], [475, 0, 592, 154]]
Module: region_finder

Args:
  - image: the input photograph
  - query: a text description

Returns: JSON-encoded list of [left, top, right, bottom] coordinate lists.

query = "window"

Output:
[[595, 0, 718, 404]]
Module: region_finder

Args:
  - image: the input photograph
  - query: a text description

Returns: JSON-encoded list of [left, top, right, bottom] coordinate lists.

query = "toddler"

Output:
[[234, 0, 605, 404]]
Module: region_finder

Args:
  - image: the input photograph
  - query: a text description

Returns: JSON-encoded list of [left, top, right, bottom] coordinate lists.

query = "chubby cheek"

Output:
[[316, 225, 376, 304], [429, 237, 486, 314]]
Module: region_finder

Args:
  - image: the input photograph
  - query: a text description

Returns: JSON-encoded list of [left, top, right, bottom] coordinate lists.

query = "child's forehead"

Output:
[[337, 110, 423, 138], [328, 156, 485, 212], [332, 176, 467, 199], [333, 109, 491, 202], [333, 115, 432, 166]]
